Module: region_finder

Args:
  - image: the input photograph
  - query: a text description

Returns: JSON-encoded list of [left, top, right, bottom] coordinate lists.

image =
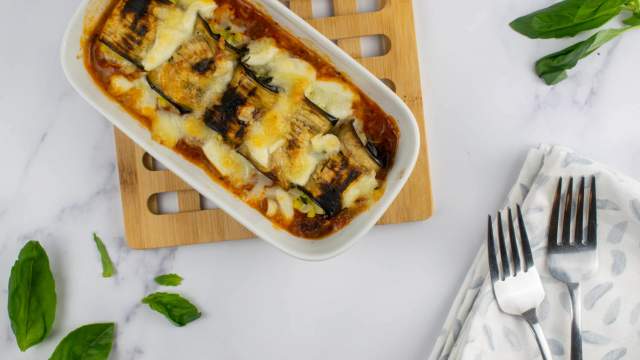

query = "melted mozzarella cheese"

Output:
[[269, 55, 316, 96], [142, 0, 217, 70], [244, 97, 291, 168], [110, 76, 158, 118], [152, 111, 185, 147], [311, 134, 341, 155], [285, 134, 341, 186], [243, 38, 279, 67], [109, 75, 135, 94], [202, 55, 237, 105], [274, 188, 294, 220], [266, 198, 278, 217], [342, 172, 378, 208], [183, 114, 214, 143], [243, 38, 316, 95], [305, 80, 355, 119], [202, 135, 255, 186], [286, 151, 317, 186]]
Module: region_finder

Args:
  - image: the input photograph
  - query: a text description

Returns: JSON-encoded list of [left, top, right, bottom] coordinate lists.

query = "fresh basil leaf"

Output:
[[49, 323, 115, 360], [535, 27, 632, 85], [154, 273, 183, 286], [510, 0, 628, 38], [93, 233, 115, 278], [8, 240, 57, 351], [142, 292, 201, 327], [623, 13, 640, 25]]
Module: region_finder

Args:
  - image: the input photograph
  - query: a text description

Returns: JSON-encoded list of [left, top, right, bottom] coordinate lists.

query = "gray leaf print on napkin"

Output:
[[583, 330, 611, 345], [610, 250, 626, 276], [562, 153, 593, 167], [502, 326, 522, 351], [483, 324, 495, 351], [559, 290, 572, 313], [607, 222, 628, 244], [598, 199, 621, 211], [538, 298, 550, 322], [548, 338, 565, 355], [602, 348, 627, 360], [603, 297, 621, 325], [631, 199, 640, 222], [585, 282, 613, 310], [630, 303, 640, 325]]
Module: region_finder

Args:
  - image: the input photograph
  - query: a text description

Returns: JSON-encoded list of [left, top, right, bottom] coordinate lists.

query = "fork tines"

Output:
[[488, 205, 535, 282], [549, 176, 597, 249]]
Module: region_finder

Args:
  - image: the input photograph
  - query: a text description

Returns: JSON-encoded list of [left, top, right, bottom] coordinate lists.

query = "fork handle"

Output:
[[568, 283, 582, 360], [523, 309, 553, 360]]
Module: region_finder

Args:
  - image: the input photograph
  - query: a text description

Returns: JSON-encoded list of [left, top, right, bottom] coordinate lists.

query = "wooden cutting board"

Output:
[[113, 0, 433, 249]]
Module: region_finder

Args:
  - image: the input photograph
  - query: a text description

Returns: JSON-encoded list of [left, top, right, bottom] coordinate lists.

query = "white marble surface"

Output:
[[1, 0, 640, 359]]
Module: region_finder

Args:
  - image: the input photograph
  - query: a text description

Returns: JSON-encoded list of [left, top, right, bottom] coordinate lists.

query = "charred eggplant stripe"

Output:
[[122, 0, 152, 25], [238, 62, 280, 93], [198, 15, 244, 54], [99, 38, 145, 70], [365, 141, 387, 168], [304, 97, 338, 124], [145, 76, 193, 114], [297, 186, 339, 217], [347, 121, 386, 169], [203, 86, 251, 143]]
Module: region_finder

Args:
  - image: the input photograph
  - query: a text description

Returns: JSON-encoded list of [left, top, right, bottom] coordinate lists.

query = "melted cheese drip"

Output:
[[202, 135, 255, 186], [142, 0, 217, 71], [305, 80, 356, 119]]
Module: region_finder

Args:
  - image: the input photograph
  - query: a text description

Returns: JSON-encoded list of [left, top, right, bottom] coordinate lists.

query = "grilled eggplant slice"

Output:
[[146, 18, 220, 114], [99, 0, 169, 68], [335, 120, 383, 173], [301, 153, 361, 217], [203, 65, 277, 146]]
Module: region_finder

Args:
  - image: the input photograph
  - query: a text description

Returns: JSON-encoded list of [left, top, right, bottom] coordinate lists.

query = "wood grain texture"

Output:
[[114, 0, 433, 249]]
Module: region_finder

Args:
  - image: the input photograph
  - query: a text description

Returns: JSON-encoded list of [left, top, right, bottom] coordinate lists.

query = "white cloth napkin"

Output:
[[430, 145, 640, 360]]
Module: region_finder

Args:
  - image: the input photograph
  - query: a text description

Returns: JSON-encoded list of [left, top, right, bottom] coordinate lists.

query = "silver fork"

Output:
[[547, 177, 598, 360], [488, 205, 552, 360]]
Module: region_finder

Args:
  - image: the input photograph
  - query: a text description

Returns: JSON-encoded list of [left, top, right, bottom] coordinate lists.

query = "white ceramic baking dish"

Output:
[[61, 0, 420, 261]]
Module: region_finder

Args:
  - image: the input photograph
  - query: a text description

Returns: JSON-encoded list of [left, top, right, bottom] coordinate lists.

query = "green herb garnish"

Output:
[[154, 273, 183, 286], [93, 233, 115, 278], [510, 0, 628, 39], [8, 241, 57, 351], [142, 292, 201, 327], [49, 323, 115, 360], [511, 0, 640, 84], [535, 27, 635, 84]]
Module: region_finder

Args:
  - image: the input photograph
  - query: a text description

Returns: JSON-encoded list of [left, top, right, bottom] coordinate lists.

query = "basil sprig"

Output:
[[623, 13, 640, 25], [535, 27, 634, 84], [93, 233, 115, 278], [49, 323, 115, 360], [510, 0, 629, 38], [511, 0, 640, 84], [8, 241, 57, 351], [142, 292, 201, 326], [154, 273, 183, 286]]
